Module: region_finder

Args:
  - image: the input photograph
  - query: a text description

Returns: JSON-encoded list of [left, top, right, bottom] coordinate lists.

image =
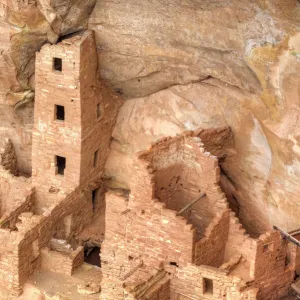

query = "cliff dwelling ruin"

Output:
[[0, 1, 300, 299], [0, 30, 298, 300]]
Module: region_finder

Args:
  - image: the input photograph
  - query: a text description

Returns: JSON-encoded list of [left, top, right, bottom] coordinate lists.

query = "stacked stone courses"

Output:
[[100, 133, 297, 300], [0, 29, 298, 300]]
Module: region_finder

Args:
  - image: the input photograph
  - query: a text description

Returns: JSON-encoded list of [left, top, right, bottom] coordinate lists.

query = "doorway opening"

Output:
[[84, 246, 101, 267]]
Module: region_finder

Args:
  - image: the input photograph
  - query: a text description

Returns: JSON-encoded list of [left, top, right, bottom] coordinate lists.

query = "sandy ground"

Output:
[[20, 263, 102, 300]]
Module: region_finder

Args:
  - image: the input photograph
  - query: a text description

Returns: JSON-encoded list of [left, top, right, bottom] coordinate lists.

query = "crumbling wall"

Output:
[[224, 212, 257, 278], [0, 167, 32, 219], [38, 187, 93, 245], [139, 134, 223, 237], [0, 138, 18, 175], [0, 213, 44, 297], [0, 183, 93, 297], [0, 189, 34, 229], [252, 232, 294, 300], [101, 134, 231, 300]]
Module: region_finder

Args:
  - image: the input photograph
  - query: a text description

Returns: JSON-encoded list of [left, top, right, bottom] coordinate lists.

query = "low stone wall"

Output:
[[41, 246, 84, 276]]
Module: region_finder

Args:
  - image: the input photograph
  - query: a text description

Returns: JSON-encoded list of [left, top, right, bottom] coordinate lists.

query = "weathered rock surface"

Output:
[[89, 0, 299, 99], [0, 0, 299, 235]]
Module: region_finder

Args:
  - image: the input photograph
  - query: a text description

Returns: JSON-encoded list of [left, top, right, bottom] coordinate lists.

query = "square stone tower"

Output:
[[32, 30, 122, 211]]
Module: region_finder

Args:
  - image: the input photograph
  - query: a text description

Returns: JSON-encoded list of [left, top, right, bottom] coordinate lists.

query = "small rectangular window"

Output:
[[203, 278, 213, 295], [94, 149, 99, 167], [97, 103, 101, 120], [53, 57, 62, 72], [56, 156, 66, 175], [55, 105, 65, 121]]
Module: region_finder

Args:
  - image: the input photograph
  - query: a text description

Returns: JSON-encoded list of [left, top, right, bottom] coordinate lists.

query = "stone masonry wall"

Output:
[[139, 134, 224, 238], [4, 184, 93, 297], [142, 279, 170, 300], [79, 31, 123, 187], [33, 30, 122, 211], [224, 212, 257, 279], [0, 167, 32, 218], [0, 30, 122, 298], [101, 134, 230, 300], [170, 264, 258, 300], [0, 228, 20, 296], [40, 246, 84, 276], [0, 189, 34, 229], [33, 33, 83, 209], [100, 187, 195, 300], [100, 132, 297, 300], [252, 232, 294, 300], [0, 180, 93, 298], [194, 210, 230, 267]]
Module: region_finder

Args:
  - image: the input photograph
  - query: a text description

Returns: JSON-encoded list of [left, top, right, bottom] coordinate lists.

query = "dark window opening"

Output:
[[97, 103, 101, 119], [94, 149, 99, 167], [56, 156, 66, 175], [203, 278, 213, 294], [55, 105, 65, 121], [92, 189, 99, 212], [53, 57, 62, 72], [84, 246, 101, 267], [169, 261, 179, 267]]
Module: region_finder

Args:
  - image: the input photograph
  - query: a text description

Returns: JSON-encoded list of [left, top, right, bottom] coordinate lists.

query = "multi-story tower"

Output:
[[32, 30, 122, 212]]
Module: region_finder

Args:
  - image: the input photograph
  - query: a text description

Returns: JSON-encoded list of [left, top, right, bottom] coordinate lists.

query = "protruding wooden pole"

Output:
[[273, 226, 300, 248], [176, 192, 206, 216]]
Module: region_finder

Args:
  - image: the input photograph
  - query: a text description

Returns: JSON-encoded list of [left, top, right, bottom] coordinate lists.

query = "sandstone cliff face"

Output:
[[0, 0, 300, 235]]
